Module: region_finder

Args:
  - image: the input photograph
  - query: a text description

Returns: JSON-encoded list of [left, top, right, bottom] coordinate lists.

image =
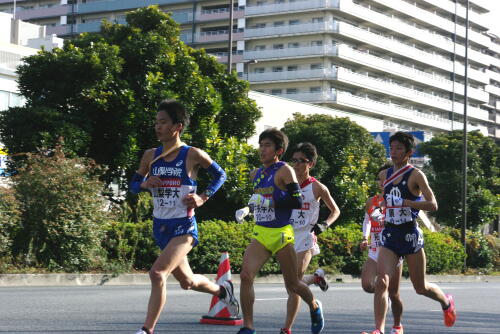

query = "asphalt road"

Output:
[[1, 282, 499, 333]]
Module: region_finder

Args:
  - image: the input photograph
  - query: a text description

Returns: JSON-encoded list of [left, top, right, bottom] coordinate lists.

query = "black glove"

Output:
[[311, 221, 329, 235]]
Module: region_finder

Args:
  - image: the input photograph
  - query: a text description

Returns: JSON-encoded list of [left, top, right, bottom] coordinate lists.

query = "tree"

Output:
[[10, 148, 111, 271], [282, 113, 386, 224], [420, 130, 500, 230], [0, 6, 260, 216]]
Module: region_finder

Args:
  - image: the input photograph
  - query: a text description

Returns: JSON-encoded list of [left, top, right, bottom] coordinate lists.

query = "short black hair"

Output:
[[291, 142, 317, 164], [259, 128, 288, 157], [157, 99, 190, 133], [389, 131, 415, 153]]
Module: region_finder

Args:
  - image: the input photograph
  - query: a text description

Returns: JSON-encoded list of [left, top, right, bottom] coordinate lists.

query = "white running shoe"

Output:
[[314, 268, 329, 292], [134, 329, 150, 334], [220, 280, 240, 316]]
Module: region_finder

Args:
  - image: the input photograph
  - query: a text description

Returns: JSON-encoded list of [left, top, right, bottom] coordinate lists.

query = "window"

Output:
[[310, 63, 323, 70], [287, 65, 298, 71], [254, 23, 266, 28], [254, 45, 266, 51], [274, 21, 285, 27], [286, 88, 298, 94], [272, 66, 283, 72], [254, 67, 265, 73], [289, 20, 300, 25], [273, 43, 284, 49], [271, 89, 283, 95], [311, 40, 323, 46], [310, 87, 321, 93], [312, 17, 324, 23]]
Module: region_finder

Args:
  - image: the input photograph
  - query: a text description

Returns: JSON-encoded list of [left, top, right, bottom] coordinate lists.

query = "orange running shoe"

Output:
[[390, 325, 403, 334], [361, 330, 383, 334], [443, 294, 456, 327]]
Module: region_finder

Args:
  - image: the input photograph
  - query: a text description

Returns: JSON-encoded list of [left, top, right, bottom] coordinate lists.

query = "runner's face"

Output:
[[259, 138, 281, 164], [390, 140, 412, 165], [155, 111, 180, 142], [290, 152, 312, 175]]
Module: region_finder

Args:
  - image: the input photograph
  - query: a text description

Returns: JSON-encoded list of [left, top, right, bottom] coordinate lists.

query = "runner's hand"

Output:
[[385, 194, 403, 207], [360, 239, 369, 251], [370, 207, 384, 222], [142, 175, 162, 188], [182, 193, 207, 209], [311, 221, 329, 235], [248, 194, 271, 210], [235, 207, 250, 223]]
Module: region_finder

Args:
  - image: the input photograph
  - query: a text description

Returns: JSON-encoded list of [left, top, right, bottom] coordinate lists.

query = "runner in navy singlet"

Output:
[[363, 132, 456, 334], [129, 100, 238, 334]]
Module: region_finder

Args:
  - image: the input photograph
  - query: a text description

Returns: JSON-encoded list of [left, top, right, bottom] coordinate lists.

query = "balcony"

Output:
[[196, 7, 244, 22], [208, 51, 244, 64], [486, 84, 500, 98], [245, 0, 338, 16], [180, 31, 193, 44], [419, 0, 485, 30], [284, 90, 337, 103], [46, 24, 72, 36], [245, 21, 338, 39], [195, 29, 244, 43], [171, 11, 193, 24], [369, 0, 490, 48], [249, 68, 336, 82], [76, 0, 192, 14], [15, 4, 71, 20], [337, 21, 489, 84], [0, 50, 24, 72], [244, 45, 337, 60]]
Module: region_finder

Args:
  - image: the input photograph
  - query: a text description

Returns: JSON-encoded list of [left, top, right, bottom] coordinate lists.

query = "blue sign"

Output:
[[371, 131, 425, 158]]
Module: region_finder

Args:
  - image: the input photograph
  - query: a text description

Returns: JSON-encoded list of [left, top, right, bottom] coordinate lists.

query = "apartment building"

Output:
[[0, 0, 499, 139]]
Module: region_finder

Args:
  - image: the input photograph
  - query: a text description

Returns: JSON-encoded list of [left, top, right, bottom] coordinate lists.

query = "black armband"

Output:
[[274, 182, 303, 209]]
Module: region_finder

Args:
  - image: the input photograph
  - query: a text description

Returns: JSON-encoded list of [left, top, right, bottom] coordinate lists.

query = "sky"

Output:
[[484, 2, 500, 36]]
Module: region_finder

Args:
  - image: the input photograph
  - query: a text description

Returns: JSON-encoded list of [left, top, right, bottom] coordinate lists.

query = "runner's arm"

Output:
[[316, 182, 340, 226], [404, 170, 438, 211], [274, 164, 303, 209], [129, 149, 158, 194]]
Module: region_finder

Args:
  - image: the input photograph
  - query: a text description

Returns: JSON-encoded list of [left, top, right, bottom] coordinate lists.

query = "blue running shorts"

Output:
[[153, 216, 199, 250], [381, 224, 424, 257]]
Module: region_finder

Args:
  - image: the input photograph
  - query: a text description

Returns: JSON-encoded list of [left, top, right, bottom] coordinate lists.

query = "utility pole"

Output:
[[461, 0, 470, 271], [227, 0, 234, 73]]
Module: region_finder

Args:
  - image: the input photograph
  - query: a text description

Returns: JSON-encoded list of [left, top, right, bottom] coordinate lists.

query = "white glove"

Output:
[[370, 207, 384, 223], [235, 206, 250, 223], [248, 194, 272, 210], [385, 194, 403, 207]]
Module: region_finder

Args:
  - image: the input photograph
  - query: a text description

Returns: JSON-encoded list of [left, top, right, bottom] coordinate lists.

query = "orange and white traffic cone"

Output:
[[200, 252, 243, 326]]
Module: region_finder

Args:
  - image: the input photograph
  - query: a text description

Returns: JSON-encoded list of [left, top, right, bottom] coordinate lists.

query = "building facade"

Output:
[[0, 0, 499, 139]]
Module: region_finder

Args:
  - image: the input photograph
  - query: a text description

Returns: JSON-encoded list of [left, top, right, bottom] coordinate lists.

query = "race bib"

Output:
[[254, 205, 276, 222], [385, 206, 413, 225], [152, 178, 182, 208]]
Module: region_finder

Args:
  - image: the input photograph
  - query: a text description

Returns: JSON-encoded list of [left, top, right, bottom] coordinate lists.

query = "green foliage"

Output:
[[102, 220, 158, 271], [190, 220, 281, 275], [444, 228, 497, 271], [0, 187, 21, 259], [0, 6, 260, 215], [316, 223, 366, 275], [10, 150, 111, 271], [420, 130, 500, 229], [282, 114, 386, 225], [421, 229, 466, 274]]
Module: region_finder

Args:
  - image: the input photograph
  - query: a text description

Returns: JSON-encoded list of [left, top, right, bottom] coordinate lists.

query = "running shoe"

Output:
[[237, 328, 256, 334], [360, 330, 382, 334], [390, 325, 403, 334], [443, 294, 456, 327], [314, 268, 329, 292], [310, 299, 324, 334], [279, 328, 291, 334], [134, 328, 152, 334], [221, 280, 240, 316]]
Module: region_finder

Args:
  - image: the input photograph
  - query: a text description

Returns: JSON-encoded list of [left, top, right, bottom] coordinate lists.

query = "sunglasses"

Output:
[[290, 158, 310, 164]]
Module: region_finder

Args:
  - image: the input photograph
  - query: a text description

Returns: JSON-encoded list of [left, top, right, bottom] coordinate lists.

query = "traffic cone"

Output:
[[200, 252, 243, 326]]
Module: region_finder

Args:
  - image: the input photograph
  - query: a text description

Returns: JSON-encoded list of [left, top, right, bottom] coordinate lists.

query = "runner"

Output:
[[129, 99, 238, 334], [360, 162, 404, 334], [279, 142, 340, 334], [363, 132, 456, 334], [237, 129, 324, 334]]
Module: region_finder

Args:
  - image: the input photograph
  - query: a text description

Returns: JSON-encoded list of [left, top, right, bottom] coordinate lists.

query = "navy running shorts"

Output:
[[381, 224, 424, 257]]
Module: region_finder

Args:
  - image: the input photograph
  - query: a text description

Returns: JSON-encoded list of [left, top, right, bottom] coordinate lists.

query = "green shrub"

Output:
[[315, 223, 366, 275], [422, 229, 465, 274], [11, 150, 111, 271], [191, 220, 281, 275], [0, 186, 21, 262], [102, 220, 158, 271]]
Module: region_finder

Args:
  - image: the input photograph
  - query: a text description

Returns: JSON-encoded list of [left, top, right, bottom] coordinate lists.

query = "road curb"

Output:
[[0, 273, 499, 286]]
